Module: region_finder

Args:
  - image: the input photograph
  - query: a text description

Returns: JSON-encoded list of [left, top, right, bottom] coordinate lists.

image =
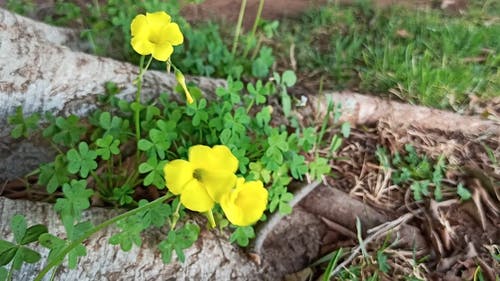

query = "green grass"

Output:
[[277, 2, 499, 109]]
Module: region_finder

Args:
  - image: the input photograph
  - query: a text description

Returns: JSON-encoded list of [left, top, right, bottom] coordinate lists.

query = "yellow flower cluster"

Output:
[[163, 145, 268, 226]]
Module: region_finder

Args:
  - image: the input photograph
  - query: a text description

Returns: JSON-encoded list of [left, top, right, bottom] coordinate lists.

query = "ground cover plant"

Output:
[[0, 4, 339, 280], [0, 0, 499, 280]]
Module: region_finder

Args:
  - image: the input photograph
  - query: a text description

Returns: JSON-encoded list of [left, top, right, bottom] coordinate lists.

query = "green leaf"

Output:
[[66, 142, 98, 178], [139, 157, 167, 189], [0, 241, 15, 253], [229, 226, 255, 247], [43, 115, 86, 147], [410, 180, 430, 201], [7, 107, 40, 139], [281, 89, 292, 117], [252, 47, 274, 78], [20, 225, 48, 245], [0, 267, 7, 281], [282, 70, 297, 87], [96, 135, 120, 160], [457, 183, 472, 200], [109, 216, 146, 252], [329, 134, 343, 153], [341, 122, 351, 138], [11, 215, 27, 244], [377, 251, 391, 273], [138, 139, 154, 151], [67, 245, 86, 269], [158, 223, 200, 263], [38, 155, 70, 193], [15, 247, 41, 266], [309, 157, 331, 180], [268, 183, 293, 214], [111, 185, 135, 206], [137, 200, 172, 228], [289, 153, 308, 180], [0, 242, 16, 266], [54, 180, 94, 221], [0, 248, 17, 267], [39, 233, 65, 262]]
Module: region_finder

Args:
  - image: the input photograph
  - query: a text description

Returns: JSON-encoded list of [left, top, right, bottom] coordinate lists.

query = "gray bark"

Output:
[[0, 197, 268, 281]]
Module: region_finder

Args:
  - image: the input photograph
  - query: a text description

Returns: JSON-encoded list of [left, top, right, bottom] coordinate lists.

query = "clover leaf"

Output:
[[66, 142, 98, 177], [38, 155, 70, 193], [0, 215, 46, 273], [43, 115, 86, 147], [96, 135, 120, 160], [229, 226, 255, 247], [138, 157, 167, 189], [8, 107, 40, 139], [54, 180, 94, 221], [158, 223, 200, 263]]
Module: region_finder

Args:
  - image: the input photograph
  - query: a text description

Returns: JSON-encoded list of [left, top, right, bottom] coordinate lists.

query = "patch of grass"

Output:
[[277, 2, 499, 109]]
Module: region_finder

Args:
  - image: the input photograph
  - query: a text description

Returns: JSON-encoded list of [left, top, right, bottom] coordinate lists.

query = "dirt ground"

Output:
[[182, 0, 468, 28]]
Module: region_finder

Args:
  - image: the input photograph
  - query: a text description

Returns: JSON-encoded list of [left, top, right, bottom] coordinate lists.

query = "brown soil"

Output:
[[182, 0, 468, 28]]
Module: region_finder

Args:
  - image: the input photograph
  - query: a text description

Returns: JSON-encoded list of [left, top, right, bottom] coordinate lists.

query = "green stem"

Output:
[[204, 209, 216, 228], [243, 0, 265, 58], [90, 170, 105, 191], [231, 0, 248, 56], [34, 193, 173, 281], [7, 258, 15, 281], [251, 0, 265, 38], [246, 98, 255, 113], [134, 55, 153, 141], [170, 200, 182, 230]]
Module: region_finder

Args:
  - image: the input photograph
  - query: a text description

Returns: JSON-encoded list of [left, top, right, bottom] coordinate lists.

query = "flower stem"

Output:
[[33, 193, 173, 281], [204, 209, 216, 228], [250, 0, 265, 38], [134, 55, 153, 141], [231, 0, 248, 56]]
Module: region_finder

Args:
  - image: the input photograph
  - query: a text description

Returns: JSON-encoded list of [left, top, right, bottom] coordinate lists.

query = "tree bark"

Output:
[[0, 197, 270, 281]]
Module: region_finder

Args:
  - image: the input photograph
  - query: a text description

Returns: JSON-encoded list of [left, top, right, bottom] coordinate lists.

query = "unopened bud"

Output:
[[175, 69, 194, 104]]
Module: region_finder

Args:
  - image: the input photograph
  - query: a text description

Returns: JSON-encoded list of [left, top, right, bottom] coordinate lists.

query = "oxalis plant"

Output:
[[1, 10, 333, 280]]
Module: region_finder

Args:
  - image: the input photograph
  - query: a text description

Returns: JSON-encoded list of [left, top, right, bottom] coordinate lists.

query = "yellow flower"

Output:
[[163, 145, 238, 212], [131, 11, 184, 61], [220, 178, 268, 227]]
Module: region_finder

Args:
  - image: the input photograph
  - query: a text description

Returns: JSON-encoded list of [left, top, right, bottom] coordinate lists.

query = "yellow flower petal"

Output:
[[164, 23, 184, 45], [131, 14, 148, 37], [163, 160, 193, 195], [189, 145, 238, 173], [180, 179, 214, 212], [131, 36, 154, 56], [199, 170, 237, 202], [151, 42, 173, 61], [145, 11, 171, 26], [220, 179, 268, 226]]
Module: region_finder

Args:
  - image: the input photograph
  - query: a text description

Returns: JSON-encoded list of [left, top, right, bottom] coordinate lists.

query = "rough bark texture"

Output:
[[0, 197, 268, 281], [1, 184, 426, 280], [305, 91, 500, 137]]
